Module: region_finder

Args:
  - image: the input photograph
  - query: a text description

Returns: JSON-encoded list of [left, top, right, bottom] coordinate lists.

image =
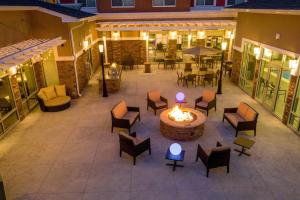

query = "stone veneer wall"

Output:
[[91, 44, 100, 72], [231, 50, 242, 85], [33, 61, 46, 89], [106, 40, 146, 65], [168, 39, 177, 58], [56, 61, 78, 98], [76, 51, 89, 94], [283, 75, 298, 125], [197, 39, 205, 47], [10, 75, 23, 119]]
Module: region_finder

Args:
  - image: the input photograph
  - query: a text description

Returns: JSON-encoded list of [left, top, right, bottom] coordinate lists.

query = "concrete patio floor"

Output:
[[1, 67, 300, 200]]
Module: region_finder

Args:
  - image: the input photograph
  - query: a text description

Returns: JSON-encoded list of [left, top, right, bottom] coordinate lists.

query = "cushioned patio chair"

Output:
[[147, 90, 168, 115], [223, 102, 259, 137], [119, 132, 151, 165], [111, 100, 140, 133], [195, 90, 216, 116], [37, 85, 71, 112], [196, 141, 231, 177]]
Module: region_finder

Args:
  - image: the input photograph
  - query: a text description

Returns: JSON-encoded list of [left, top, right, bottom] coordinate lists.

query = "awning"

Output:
[[0, 37, 66, 70], [96, 20, 236, 31]]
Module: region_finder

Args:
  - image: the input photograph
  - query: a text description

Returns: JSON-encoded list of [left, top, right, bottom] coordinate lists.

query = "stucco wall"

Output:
[[235, 12, 300, 54]]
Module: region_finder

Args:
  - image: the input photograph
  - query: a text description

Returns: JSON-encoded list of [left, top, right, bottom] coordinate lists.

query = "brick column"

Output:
[[91, 44, 100, 72], [167, 39, 177, 58], [10, 75, 23, 119], [76, 51, 89, 93], [282, 75, 298, 124], [197, 39, 205, 47], [57, 61, 78, 98], [231, 49, 242, 85], [33, 61, 46, 89]]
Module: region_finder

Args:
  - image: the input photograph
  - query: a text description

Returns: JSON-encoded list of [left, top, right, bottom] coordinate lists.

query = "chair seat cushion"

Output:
[[224, 113, 245, 127], [196, 101, 208, 108], [123, 111, 139, 125], [155, 101, 167, 108], [45, 96, 71, 107]]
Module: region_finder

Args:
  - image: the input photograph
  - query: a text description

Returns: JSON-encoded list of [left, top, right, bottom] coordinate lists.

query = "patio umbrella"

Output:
[[183, 46, 221, 66]]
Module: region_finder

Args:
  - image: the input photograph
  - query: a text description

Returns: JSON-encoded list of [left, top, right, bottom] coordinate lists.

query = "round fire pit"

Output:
[[160, 107, 206, 141]]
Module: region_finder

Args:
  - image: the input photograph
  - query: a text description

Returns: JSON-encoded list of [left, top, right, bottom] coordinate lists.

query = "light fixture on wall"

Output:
[[289, 59, 299, 76], [7, 66, 17, 76], [83, 40, 89, 51], [141, 32, 149, 40], [264, 48, 272, 59], [112, 31, 120, 41], [197, 31, 205, 39], [169, 31, 177, 40], [221, 41, 228, 51], [253, 47, 261, 60], [225, 30, 232, 39]]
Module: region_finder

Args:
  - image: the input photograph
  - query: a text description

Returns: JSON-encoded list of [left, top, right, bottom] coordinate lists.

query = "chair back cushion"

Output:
[[148, 90, 161, 102], [43, 86, 56, 100], [37, 90, 48, 102], [237, 102, 248, 118], [112, 100, 128, 119], [202, 90, 216, 102], [55, 85, 66, 97], [244, 107, 258, 121]]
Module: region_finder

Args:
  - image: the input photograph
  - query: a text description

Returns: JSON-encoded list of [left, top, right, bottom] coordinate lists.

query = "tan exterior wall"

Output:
[[235, 12, 300, 54], [0, 11, 32, 47]]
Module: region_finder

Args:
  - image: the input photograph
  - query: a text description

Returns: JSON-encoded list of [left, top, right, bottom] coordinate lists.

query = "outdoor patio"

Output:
[[1, 66, 300, 200]]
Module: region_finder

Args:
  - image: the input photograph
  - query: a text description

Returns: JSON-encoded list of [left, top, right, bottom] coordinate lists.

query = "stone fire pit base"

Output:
[[160, 108, 206, 141]]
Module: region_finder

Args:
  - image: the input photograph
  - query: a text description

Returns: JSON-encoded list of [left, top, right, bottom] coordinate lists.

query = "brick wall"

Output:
[[10, 75, 23, 119], [283, 75, 298, 124], [197, 39, 205, 47], [91, 44, 100, 72], [168, 39, 177, 59], [33, 61, 46, 89], [106, 40, 146, 65], [56, 61, 78, 98], [76, 51, 89, 94], [231, 50, 242, 85]]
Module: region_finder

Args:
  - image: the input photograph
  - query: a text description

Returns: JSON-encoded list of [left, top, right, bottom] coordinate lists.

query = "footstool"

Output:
[[234, 136, 255, 156]]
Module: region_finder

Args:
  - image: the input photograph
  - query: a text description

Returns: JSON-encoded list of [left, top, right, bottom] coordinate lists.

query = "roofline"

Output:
[[225, 8, 300, 15], [0, 6, 96, 22]]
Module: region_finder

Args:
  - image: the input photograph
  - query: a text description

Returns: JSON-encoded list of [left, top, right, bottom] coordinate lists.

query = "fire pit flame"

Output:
[[168, 105, 194, 122]]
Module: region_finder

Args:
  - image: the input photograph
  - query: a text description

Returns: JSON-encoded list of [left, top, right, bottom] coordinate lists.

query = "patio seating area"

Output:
[[1, 65, 300, 200]]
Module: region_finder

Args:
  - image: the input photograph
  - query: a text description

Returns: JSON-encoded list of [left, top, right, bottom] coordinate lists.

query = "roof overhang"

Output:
[[96, 20, 236, 31], [0, 37, 66, 70], [0, 6, 96, 22], [225, 8, 300, 15]]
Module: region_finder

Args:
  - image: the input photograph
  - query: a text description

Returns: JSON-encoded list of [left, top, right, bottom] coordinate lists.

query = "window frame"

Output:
[[152, 0, 176, 8], [111, 0, 135, 8]]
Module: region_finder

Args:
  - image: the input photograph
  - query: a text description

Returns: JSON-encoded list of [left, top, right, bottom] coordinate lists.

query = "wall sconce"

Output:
[[197, 31, 205, 39], [7, 66, 17, 76], [141, 32, 149, 40], [289, 59, 299, 76], [83, 40, 89, 51], [221, 41, 228, 51], [98, 44, 104, 53], [112, 31, 120, 41], [264, 48, 272, 59], [188, 34, 192, 41], [253, 47, 261, 59], [225, 30, 232, 39], [169, 31, 177, 40]]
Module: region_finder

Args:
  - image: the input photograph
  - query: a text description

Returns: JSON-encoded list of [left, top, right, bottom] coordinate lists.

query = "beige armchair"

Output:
[[147, 90, 168, 115], [195, 90, 217, 116]]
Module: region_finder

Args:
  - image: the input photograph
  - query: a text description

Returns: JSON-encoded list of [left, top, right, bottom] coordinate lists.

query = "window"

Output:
[[112, 0, 134, 7], [227, 0, 244, 6], [196, 0, 214, 6], [77, 0, 96, 7], [153, 0, 176, 7]]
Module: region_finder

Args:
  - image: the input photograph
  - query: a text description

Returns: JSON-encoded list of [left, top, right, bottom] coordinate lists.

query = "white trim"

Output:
[[56, 56, 75, 61], [225, 8, 300, 16], [233, 45, 243, 52]]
